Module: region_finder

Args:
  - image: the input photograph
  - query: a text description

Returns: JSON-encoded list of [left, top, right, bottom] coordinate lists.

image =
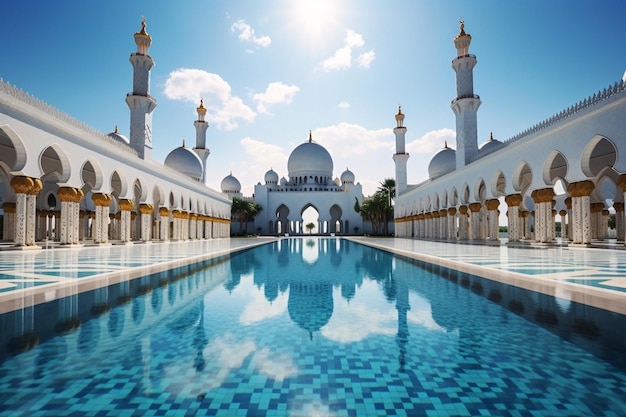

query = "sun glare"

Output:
[[286, 0, 345, 49]]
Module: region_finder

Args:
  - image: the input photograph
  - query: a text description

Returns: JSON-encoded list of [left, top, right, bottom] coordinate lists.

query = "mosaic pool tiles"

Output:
[[1, 239, 626, 416]]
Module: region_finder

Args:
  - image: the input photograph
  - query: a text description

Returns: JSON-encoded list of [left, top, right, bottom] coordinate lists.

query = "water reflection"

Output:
[[223, 238, 626, 371]]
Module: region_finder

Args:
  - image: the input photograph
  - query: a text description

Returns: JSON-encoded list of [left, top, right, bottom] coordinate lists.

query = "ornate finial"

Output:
[[198, 98, 205, 109], [490, 132, 494, 141], [444, 141, 448, 148], [141, 15, 147, 33], [114, 125, 119, 133], [308, 130, 312, 143], [182, 139, 186, 147]]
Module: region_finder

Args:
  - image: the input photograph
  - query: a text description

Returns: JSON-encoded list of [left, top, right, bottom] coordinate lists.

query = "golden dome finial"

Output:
[[182, 139, 186, 147], [114, 125, 119, 134], [198, 98, 205, 109], [444, 141, 448, 149], [490, 131, 494, 141], [308, 130, 313, 143]]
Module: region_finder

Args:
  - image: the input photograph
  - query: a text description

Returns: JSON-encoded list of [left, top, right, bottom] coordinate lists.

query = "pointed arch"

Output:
[[0, 125, 27, 172], [581, 135, 617, 178]]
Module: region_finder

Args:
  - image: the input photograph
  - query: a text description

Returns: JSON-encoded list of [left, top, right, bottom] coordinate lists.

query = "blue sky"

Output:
[[1, 1, 625, 196]]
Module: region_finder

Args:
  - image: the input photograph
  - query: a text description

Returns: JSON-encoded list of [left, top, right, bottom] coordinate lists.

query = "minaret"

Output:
[[392, 105, 409, 194], [450, 19, 481, 168], [193, 99, 210, 185], [126, 17, 157, 160]]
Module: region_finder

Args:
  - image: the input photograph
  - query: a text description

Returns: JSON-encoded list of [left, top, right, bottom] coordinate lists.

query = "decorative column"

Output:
[[57, 187, 79, 245], [10, 176, 42, 246], [91, 193, 112, 244], [139, 204, 154, 242], [170, 210, 178, 240], [485, 199, 500, 240], [505, 194, 522, 242], [520, 210, 531, 240], [439, 209, 447, 239], [468, 202, 482, 240], [79, 210, 87, 241], [590, 203, 604, 240], [36, 210, 46, 241], [159, 207, 169, 241], [613, 202, 624, 242], [458, 205, 469, 240], [602, 209, 609, 239], [530, 188, 555, 243], [197, 215, 204, 239], [564, 197, 573, 241], [447, 207, 457, 239], [559, 210, 568, 241], [567, 180, 594, 244], [189, 213, 197, 240], [2, 202, 16, 242], [118, 199, 134, 243]]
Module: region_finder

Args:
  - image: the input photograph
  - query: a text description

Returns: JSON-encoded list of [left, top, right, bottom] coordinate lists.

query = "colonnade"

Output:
[[1, 176, 231, 247], [395, 177, 626, 245]]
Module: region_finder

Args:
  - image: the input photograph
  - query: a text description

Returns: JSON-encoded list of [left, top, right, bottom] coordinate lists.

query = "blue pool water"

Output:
[[1, 238, 625, 416]]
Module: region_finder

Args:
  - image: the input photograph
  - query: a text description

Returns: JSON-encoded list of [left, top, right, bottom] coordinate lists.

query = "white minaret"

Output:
[[392, 105, 409, 194], [193, 99, 210, 185], [126, 18, 157, 160], [450, 20, 481, 168]]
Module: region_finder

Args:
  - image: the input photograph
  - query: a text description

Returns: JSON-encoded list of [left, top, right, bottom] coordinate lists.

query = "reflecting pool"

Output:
[[1, 238, 625, 416]]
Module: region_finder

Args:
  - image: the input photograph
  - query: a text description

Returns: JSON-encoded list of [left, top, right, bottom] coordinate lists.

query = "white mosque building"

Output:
[[221, 131, 364, 235], [0, 19, 231, 247], [393, 21, 626, 245]]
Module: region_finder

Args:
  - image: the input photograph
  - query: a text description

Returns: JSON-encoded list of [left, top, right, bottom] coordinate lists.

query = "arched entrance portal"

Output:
[[330, 204, 342, 234], [302, 204, 320, 235], [275, 204, 289, 235]]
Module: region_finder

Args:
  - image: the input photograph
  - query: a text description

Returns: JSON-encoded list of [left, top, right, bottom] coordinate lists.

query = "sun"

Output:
[[284, 0, 346, 50]]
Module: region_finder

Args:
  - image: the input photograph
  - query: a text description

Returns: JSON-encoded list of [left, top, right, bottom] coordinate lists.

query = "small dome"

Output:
[[334, 177, 341, 186], [428, 142, 456, 179], [280, 177, 288, 186], [340, 167, 355, 184], [264, 168, 279, 184], [221, 172, 241, 193], [287, 132, 333, 179], [479, 132, 504, 154], [108, 126, 130, 145], [164, 141, 203, 181]]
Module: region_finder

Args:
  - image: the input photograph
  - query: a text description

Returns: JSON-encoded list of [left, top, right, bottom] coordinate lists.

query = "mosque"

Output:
[[393, 21, 626, 245], [0, 20, 232, 247], [220, 131, 364, 236]]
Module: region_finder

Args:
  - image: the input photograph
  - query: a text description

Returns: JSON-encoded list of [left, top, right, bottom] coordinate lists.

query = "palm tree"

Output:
[[378, 178, 396, 235], [231, 197, 263, 235], [305, 222, 315, 234]]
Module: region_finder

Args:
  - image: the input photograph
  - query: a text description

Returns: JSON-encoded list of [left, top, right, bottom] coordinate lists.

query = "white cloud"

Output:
[[344, 29, 365, 48], [337, 100, 350, 109], [406, 128, 456, 155], [321, 285, 397, 343], [318, 29, 374, 72], [231, 20, 271, 48], [319, 46, 352, 71], [313, 123, 392, 158], [240, 137, 289, 176], [163, 68, 256, 130], [253, 82, 300, 114], [356, 50, 376, 68]]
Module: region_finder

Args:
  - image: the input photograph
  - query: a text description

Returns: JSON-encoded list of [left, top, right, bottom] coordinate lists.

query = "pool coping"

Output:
[[347, 237, 626, 316], [0, 238, 278, 315]]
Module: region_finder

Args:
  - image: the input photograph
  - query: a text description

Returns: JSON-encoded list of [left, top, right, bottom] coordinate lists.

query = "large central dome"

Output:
[[287, 134, 333, 179]]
